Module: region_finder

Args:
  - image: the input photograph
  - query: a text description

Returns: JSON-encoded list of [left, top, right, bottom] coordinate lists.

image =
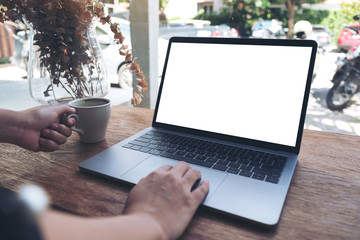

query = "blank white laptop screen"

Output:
[[155, 42, 313, 147]]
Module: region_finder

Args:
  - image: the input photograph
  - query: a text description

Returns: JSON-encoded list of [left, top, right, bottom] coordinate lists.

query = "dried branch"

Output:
[[0, 0, 148, 105]]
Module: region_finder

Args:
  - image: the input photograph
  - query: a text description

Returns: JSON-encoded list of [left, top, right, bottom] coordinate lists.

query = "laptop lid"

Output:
[[152, 37, 317, 154]]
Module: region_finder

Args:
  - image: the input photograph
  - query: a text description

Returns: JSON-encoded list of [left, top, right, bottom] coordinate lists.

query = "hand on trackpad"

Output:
[[121, 156, 227, 201]]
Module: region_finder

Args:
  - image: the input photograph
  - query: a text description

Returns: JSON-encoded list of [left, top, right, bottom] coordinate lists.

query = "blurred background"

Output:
[[0, 0, 360, 135]]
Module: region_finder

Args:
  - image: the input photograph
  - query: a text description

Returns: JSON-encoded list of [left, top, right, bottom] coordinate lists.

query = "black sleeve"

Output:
[[0, 186, 43, 240]]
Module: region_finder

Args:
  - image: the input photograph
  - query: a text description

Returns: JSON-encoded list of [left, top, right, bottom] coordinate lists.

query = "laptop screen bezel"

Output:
[[152, 37, 317, 154]]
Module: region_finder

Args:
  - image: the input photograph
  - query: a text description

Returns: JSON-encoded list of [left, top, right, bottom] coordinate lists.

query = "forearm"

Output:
[[0, 109, 24, 144], [40, 210, 165, 240]]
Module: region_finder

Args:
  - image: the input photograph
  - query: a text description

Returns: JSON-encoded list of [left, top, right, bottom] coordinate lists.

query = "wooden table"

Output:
[[1, 106, 359, 239]]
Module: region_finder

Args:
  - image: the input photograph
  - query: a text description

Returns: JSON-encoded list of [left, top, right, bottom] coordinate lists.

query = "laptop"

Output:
[[79, 37, 317, 226]]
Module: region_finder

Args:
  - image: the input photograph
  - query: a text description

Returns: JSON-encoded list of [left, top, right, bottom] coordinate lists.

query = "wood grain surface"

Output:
[[1, 106, 359, 239]]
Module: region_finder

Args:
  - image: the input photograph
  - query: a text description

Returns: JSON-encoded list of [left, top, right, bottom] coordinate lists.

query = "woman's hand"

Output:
[[14, 105, 76, 152], [123, 162, 210, 240], [38, 162, 209, 240]]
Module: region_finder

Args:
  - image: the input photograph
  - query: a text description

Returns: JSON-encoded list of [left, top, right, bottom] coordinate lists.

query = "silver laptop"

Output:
[[79, 37, 317, 226]]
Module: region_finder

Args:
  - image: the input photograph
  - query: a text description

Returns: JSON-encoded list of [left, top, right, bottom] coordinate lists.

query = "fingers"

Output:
[[52, 104, 76, 116], [38, 137, 59, 152], [49, 123, 72, 137], [174, 163, 209, 206], [172, 161, 191, 177], [171, 162, 207, 196], [192, 180, 210, 203], [156, 164, 173, 172], [172, 162, 201, 184], [65, 117, 76, 127], [39, 122, 74, 151], [41, 128, 68, 145], [39, 119, 73, 149], [52, 104, 76, 127], [58, 107, 77, 127], [182, 167, 201, 186], [152, 162, 209, 199]]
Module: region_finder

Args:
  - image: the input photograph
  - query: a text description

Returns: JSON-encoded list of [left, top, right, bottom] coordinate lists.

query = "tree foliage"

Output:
[[340, 1, 360, 22], [321, 1, 360, 44], [197, 0, 271, 37], [159, 0, 169, 10], [269, 0, 326, 38], [197, 0, 327, 38]]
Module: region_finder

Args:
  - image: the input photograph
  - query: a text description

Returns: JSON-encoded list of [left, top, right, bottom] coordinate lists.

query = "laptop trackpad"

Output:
[[121, 156, 227, 200]]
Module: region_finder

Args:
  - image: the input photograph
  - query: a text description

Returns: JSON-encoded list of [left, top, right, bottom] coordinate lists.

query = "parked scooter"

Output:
[[326, 15, 360, 111], [326, 44, 360, 111]]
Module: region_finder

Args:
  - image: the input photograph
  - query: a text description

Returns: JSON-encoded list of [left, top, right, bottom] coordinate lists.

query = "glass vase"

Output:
[[26, 21, 109, 105]]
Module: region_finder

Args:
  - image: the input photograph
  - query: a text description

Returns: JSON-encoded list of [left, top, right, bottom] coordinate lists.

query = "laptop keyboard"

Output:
[[123, 131, 287, 184]]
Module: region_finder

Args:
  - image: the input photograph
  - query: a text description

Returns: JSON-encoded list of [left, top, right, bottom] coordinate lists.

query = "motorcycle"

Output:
[[326, 45, 360, 111], [326, 15, 360, 111]]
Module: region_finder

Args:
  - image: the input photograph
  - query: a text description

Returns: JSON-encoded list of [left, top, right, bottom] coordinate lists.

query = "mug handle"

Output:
[[67, 114, 85, 135]]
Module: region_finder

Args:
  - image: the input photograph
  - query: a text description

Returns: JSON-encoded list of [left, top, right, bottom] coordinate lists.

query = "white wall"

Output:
[[164, 0, 198, 19], [164, 0, 226, 20], [212, 0, 224, 13]]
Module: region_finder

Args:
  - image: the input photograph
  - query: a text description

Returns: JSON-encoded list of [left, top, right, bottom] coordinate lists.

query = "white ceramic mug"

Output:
[[68, 98, 111, 143]]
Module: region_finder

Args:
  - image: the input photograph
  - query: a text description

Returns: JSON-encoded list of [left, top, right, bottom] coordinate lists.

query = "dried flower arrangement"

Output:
[[0, 0, 148, 105]]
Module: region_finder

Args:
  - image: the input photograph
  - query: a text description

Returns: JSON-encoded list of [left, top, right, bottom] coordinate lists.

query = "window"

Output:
[[197, 2, 214, 14]]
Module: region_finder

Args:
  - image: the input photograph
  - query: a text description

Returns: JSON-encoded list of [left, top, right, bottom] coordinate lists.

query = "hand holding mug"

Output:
[[67, 98, 111, 143]]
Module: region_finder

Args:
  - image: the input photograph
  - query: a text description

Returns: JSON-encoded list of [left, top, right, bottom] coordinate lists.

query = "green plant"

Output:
[[0, 58, 10, 64], [340, 1, 360, 22], [320, 11, 347, 44], [319, 1, 360, 46], [295, 9, 330, 25]]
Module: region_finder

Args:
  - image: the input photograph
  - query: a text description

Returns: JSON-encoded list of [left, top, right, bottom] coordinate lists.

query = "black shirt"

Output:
[[0, 186, 43, 240]]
